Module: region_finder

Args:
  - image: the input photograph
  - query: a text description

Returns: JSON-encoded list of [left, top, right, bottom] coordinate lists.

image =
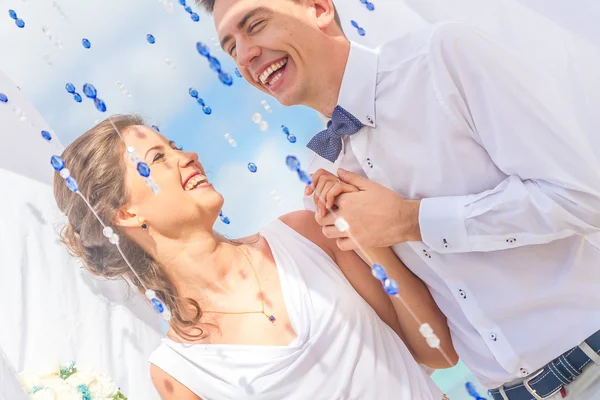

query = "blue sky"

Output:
[[0, 0, 483, 396]]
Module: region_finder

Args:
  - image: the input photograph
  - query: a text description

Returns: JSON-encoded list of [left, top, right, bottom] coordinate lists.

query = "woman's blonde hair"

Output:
[[54, 115, 203, 338]]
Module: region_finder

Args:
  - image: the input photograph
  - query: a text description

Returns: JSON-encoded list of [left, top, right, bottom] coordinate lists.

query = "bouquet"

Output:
[[18, 362, 127, 400]]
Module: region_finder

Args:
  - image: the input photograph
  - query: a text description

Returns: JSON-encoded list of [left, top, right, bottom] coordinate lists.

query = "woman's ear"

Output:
[[113, 207, 141, 229]]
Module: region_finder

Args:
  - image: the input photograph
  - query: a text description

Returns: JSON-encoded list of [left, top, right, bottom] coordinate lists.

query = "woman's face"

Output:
[[119, 125, 224, 237]]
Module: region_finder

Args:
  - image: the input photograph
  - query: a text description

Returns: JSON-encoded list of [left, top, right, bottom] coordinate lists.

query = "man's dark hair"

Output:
[[196, 0, 343, 29]]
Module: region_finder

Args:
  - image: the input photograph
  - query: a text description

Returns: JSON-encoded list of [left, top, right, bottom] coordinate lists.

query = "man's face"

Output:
[[214, 0, 323, 106]]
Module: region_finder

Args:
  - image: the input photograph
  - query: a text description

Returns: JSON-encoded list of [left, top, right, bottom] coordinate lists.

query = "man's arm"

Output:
[[419, 23, 600, 254]]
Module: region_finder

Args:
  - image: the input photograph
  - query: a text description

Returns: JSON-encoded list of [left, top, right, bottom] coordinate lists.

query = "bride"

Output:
[[53, 114, 457, 399]]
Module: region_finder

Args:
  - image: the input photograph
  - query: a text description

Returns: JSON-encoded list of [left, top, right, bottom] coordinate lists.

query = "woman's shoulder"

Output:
[[277, 211, 337, 261]]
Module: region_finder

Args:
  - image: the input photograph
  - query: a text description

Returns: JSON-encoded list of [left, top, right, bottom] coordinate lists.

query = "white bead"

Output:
[[102, 227, 114, 238], [150, 184, 160, 195], [419, 323, 434, 337], [426, 335, 441, 349], [109, 234, 120, 245], [252, 113, 262, 124], [145, 289, 157, 300], [334, 218, 350, 232], [128, 154, 140, 164], [59, 168, 71, 179], [259, 121, 269, 131], [127, 146, 135, 154]]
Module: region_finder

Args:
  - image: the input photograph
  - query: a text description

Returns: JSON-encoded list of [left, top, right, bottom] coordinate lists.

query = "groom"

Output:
[[199, 0, 600, 398]]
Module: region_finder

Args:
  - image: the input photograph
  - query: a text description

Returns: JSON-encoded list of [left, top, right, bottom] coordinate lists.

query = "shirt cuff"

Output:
[[419, 195, 470, 253]]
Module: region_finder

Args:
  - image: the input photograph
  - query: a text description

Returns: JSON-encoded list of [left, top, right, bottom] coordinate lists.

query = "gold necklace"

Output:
[[202, 245, 276, 323]]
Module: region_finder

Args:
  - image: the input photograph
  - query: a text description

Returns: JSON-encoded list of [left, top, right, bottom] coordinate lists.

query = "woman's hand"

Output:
[[305, 169, 359, 217]]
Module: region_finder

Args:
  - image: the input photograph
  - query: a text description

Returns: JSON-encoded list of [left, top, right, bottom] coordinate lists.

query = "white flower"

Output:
[[90, 371, 119, 397]]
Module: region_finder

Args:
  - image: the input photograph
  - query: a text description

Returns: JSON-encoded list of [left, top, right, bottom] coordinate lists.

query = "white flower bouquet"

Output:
[[18, 362, 127, 400]]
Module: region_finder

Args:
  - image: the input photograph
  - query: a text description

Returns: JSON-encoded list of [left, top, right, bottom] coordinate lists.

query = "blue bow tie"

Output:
[[307, 105, 364, 162]]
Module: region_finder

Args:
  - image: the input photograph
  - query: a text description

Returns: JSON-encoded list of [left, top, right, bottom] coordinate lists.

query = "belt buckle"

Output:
[[522, 368, 563, 400]]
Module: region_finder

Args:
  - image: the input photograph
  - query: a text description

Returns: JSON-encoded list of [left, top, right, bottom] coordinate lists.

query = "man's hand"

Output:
[[307, 168, 422, 251]]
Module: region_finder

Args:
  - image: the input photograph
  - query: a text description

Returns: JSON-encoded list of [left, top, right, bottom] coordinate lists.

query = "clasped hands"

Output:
[[305, 169, 422, 251]]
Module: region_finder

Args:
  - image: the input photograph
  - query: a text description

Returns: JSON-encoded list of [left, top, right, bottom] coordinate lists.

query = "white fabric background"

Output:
[[0, 70, 163, 399]]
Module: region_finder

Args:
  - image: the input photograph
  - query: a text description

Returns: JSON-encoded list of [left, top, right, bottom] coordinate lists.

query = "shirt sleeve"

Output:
[[418, 23, 600, 253]]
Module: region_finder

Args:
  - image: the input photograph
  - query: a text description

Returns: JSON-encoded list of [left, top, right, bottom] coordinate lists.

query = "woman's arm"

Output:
[[150, 364, 202, 400], [355, 246, 458, 369], [283, 211, 458, 369]]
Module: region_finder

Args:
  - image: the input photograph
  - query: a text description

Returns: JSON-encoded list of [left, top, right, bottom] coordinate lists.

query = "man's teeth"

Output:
[[185, 175, 207, 191], [260, 58, 288, 85]]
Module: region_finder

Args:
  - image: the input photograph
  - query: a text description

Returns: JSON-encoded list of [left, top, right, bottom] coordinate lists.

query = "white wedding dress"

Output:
[[150, 219, 443, 400]]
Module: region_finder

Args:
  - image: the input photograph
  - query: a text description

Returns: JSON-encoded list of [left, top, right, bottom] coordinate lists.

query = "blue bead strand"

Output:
[[196, 41, 234, 86], [219, 210, 231, 225], [359, 0, 375, 11], [285, 155, 313, 185], [350, 20, 366, 36]]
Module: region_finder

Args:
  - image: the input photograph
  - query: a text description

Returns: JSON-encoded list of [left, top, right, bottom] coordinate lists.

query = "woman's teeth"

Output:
[[185, 175, 207, 191], [260, 58, 288, 85]]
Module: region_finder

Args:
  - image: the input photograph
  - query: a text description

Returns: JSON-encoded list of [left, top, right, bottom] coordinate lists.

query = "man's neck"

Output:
[[311, 38, 351, 117]]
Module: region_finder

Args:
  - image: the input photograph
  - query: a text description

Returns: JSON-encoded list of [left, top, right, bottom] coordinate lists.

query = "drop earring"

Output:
[[138, 218, 148, 230]]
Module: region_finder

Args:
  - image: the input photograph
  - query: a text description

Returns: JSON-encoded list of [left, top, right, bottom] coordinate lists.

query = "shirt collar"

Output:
[[335, 41, 379, 128]]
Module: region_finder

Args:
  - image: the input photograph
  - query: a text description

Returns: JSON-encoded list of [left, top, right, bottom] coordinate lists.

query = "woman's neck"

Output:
[[154, 229, 259, 303]]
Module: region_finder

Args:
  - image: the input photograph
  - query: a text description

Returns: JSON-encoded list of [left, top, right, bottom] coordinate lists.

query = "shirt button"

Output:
[[489, 332, 498, 342], [443, 238, 450, 249], [520, 368, 529, 376], [506, 238, 517, 244], [459, 289, 467, 299], [422, 249, 432, 259], [366, 115, 374, 124]]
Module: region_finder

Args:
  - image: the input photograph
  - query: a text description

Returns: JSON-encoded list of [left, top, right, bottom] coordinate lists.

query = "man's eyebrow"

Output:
[[220, 7, 272, 50]]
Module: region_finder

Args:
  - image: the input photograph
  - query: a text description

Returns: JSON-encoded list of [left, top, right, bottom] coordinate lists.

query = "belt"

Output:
[[489, 330, 600, 400]]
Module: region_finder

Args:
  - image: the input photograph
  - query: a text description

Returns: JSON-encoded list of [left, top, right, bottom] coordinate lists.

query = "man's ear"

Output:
[[312, 0, 337, 31]]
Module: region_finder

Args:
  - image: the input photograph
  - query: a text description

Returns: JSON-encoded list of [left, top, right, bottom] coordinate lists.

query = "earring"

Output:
[[138, 218, 148, 230]]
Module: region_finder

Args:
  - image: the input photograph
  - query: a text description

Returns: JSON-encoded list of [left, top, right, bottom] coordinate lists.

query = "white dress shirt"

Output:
[[304, 22, 600, 388]]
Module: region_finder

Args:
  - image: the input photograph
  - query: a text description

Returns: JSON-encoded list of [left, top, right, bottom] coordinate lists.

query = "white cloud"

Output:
[[213, 138, 311, 237]]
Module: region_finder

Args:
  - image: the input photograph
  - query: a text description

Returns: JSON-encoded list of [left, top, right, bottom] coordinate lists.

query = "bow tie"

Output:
[[307, 105, 364, 162]]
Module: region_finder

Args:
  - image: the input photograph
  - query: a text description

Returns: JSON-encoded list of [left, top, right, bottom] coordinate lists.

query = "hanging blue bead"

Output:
[[465, 382, 487, 400], [221, 215, 230, 224], [189, 88, 199, 98], [51, 155, 65, 171], [8, 9, 17, 19], [137, 162, 151, 177], [151, 297, 165, 313], [202, 106, 212, 115], [219, 72, 233, 86], [235, 68, 242, 78], [208, 56, 222, 72], [73, 93, 82, 103], [81, 38, 91, 49], [366, 2, 375, 11], [146, 34, 156, 44], [286, 155, 301, 172], [15, 18, 24, 28], [282, 126, 290, 135], [41, 130, 52, 141], [371, 264, 387, 280], [287, 134, 297, 144], [357, 27, 366, 36], [151, 125, 160, 132], [196, 98, 205, 106], [0, 93, 7, 103], [184, 5, 193, 13], [83, 83, 97, 99], [178, 0, 186, 5], [65, 177, 79, 192], [248, 163, 258, 173], [94, 98, 107, 112], [383, 278, 399, 295], [351, 20, 359, 28], [298, 170, 312, 185], [191, 12, 199, 22], [65, 83, 76, 94], [196, 42, 210, 57]]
